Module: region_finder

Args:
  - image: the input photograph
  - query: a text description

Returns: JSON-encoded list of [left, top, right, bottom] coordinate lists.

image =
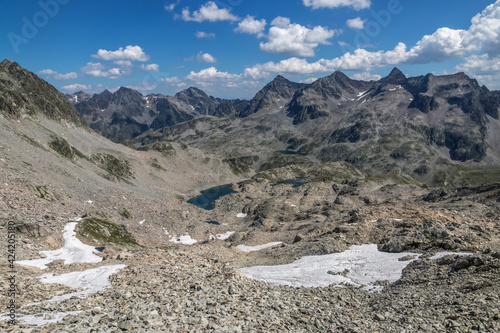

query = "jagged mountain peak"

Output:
[[176, 86, 210, 99], [238, 74, 306, 117], [381, 67, 408, 85], [271, 75, 290, 83], [0, 58, 18, 69], [116, 86, 142, 96], [314, 70, 361, 88]]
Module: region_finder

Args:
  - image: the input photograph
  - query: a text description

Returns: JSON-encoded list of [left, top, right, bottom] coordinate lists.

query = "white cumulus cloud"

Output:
[[303, 0, 371, 10], [38, 69, 78, 80], [61, 84, 91, 92], [259, 17, 338, 57], [55, 72, 78, 80], [346, 17, 365, 29], [244, 42, 410, 79], [81, 62, 127, 79], [161, 76, 181, 83], [181, 1, 239, 22], [186, 67, 241, 81], [457, 54, 500, 74], [164, 2, 177, 11], [38, 69, 57, 75], [196, 31, 216, 38], [235, 15, 267, 38], [351, 72, 382, 81], [197, 52, 217, 63], [92, 45, 150, 63], [244, 0, 500, 83], [140, 64, 159, 72]]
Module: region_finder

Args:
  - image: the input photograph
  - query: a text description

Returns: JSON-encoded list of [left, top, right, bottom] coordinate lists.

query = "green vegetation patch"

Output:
[[224, 156, 252, 175], [91, 153, 134, 180], [309, 161, 366, 183], [150, 158, 165, 170], [79, 217, 140, 249], [431, 165, 500, 188], [151, 142, 176, 157], [48, 136, 85, 160], [27, 185, 58, 201], [366, 172, 425, 188], [253, 165, 307, 183], [20, 134, 46, 150]]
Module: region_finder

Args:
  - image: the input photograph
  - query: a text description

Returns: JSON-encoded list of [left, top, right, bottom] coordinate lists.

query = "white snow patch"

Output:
[[237, 213, 247, 218], [169, 235, 197, 245], [393, 218, 403, 221], [389, 88, 396, 91], [0, 311, 81, 326], [430, 252, 472, 260], [291, 204, 297, 208], [85, 200, 93, 204], [209, 235, 216, 241], [39, 265, 126, 302], [163, 228, 169, 235], [139, 219, 145, 225], [236, 242, 282, 253], [240, 244, 419, 291], [357, 90, 370, 101], [17, 223, 102, 270], [216, 231, 235, 240]]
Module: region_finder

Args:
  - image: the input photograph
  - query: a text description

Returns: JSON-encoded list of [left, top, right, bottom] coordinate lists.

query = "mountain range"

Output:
[[66, 65, 500, 186]]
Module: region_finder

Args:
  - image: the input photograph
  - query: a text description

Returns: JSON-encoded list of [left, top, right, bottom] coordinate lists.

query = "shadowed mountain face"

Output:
[[127, 68, 500, 186], [239, 75, 308, 118], [68, 76, 304, 143], [0, 59, 86, 127]]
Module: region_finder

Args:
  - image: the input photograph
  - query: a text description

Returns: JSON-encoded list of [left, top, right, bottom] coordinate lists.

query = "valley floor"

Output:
[[0, 118, 499, 332]]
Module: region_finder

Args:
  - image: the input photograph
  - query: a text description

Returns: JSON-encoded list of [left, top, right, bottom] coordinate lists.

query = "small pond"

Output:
[[277, 150, 308, 156], [274, 177, 308, 188], [187, 184, 237, 210]]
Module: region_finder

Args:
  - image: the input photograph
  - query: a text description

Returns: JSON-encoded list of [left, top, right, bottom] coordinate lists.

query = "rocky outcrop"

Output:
[[0, 59, 86, 126]]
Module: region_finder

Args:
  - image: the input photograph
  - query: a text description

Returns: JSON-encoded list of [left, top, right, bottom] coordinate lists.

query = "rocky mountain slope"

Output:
[[69, 86, 249, 143], [68, 75, 306, 143], [129, 68, 500, 187], [0, 59, 86, 127]]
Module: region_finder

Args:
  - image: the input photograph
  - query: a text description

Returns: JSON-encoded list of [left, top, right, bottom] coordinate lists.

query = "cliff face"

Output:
[[129, 68, 500, 186]]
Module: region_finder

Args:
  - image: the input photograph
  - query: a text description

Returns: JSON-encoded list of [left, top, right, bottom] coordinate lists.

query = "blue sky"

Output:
[[1, 0, 499, 98]]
